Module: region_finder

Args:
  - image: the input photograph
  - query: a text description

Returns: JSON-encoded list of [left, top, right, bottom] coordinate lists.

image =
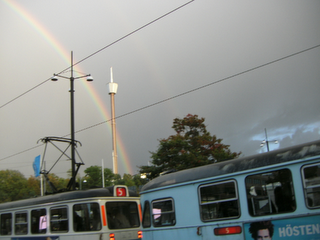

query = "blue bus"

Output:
[[140, 140, 320, 240]]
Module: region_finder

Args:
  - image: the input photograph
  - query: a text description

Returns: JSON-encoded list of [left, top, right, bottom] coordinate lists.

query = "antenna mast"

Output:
[[108, 67, 118, 174]]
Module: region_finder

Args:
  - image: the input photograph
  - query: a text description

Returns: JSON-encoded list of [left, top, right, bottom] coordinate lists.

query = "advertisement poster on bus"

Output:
[[244, 215, 320, 239]]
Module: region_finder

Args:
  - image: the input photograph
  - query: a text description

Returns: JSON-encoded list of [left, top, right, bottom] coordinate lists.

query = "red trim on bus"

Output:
[[101, 205, 107, 226], [138, 203, 142, 222], [214, 226, 242, 235]]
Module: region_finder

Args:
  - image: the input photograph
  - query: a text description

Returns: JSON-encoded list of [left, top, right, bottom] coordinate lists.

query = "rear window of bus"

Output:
[[246, 168, 296, 216], [151, 199, 175, 227], [302, 163, 320, 208], [199, 180, 240, 221]]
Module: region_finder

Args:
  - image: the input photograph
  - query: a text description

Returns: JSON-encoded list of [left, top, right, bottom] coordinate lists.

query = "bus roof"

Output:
[[0, 186, 139, 211], [141, 140, 320, 192]]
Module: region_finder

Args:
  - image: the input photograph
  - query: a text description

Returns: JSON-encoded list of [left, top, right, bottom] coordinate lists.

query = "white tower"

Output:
[[108, 67, 118, 174]]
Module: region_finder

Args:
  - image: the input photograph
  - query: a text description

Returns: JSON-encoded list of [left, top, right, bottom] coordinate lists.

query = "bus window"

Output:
[[302, 163, 320, 208], [151, 199, 175, 227], [142, 201, 151, 228], [246, 169, 296, 216], [50, 206, 68, 232], [73, 203, 101, 232], [31, 208, 46, 234], [0, 213, 12, 235], [15, 212, 28, 235], [106, 202, 140, 229], [199, 180, 239, 221]]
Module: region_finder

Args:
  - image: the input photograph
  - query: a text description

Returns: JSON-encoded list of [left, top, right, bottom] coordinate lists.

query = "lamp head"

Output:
[[51, 75, 58, 81], [86, 75, 93, 82]]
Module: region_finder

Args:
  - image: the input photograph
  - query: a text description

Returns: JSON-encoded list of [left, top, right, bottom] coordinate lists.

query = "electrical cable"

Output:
[[1, 43, 319, 162], [0, 0, 195, 110], [75, 44, 320, 133]]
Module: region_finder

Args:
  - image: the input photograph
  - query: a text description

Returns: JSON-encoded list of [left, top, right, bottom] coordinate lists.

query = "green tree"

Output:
[[83, 166, 116, 188], [133, 174, 148, 193], [113, 173, 125, 185], [84, 166, 103, 188], [0, 170, 29, 203], [47, 173, 69, 191], [103, 168, 115, 187], [27, 176, 40, 196], [139, 114, 241, 179], [122, 174, 135, 187]]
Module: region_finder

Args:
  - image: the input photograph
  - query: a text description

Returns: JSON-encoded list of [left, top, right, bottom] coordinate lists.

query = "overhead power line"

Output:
[[76, 43, 320, 132], [0, 78, 51, 109], [0, 145, 43, 162], [73, 0, 195, 68], [1, 43, 319, 162], [0, 0, 195, 110]]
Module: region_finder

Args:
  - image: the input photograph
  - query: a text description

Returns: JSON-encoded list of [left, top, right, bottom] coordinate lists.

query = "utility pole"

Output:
[[260, 128, 278, 152], [52, 51, 93, 190]]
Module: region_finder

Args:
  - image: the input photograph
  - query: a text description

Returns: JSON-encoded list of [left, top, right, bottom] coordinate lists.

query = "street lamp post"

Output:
[[260, 128, 278, 152], [51, 51, 93, 190]]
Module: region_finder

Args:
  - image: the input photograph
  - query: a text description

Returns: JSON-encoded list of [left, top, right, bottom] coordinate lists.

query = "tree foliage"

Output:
[[0, 170, 29, 202], [83, 166, 103, 188], [139, 114, 241, 179], [82, 166, 116, 189], [80, 166, 147, 191], [0, 166, 147, 203], [27, 176, 40, 196]]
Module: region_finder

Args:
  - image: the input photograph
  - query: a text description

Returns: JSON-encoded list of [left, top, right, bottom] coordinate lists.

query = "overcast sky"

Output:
[[1, 0, 320, 179]]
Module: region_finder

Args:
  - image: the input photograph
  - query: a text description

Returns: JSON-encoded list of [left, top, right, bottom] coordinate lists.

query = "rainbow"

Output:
[[3, 0, 134, 174]]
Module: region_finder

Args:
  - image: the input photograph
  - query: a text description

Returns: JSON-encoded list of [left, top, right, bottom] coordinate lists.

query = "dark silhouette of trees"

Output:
[[139, 114, 241, 179]]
